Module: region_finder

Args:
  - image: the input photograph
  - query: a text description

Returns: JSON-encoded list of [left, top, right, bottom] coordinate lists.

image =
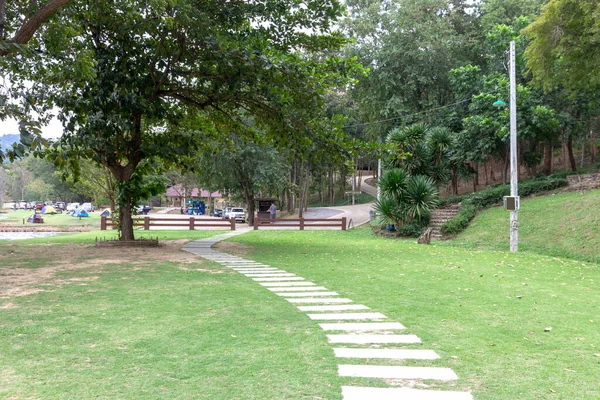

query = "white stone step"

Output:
[[276, 292, 339, 297], [333, 348, 439, 360], [260, 282, 315, 287], [320, 322, 405, 331], [338, 365, 458, 380], [327, 334, 421, 344], [243, 273, 296, 277], [268, 286, 329, 292], [307, 313, 386, 321], [252, 277, 305, 282], [341, 386, 473, 400], [229, 268, 279, 272], [286, 298, 353, 304], [226, 265, 271, 268], [298, 305, 370, 312]]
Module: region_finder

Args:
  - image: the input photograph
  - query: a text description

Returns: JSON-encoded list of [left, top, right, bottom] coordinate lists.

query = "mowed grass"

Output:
[[442, 188, 600, 264], [2, 187, 600, 399], [0, 243, 341, 399], [229, 229, 600, 399], [1, 210, 101, 228]]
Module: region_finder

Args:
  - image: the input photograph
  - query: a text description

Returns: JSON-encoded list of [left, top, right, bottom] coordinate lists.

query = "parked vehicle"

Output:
[[222, 206, 233, 219], [229, 208, 246, 223], [66, 202, 80, 211], [54, 202, 66, 211], [212, 208, 223, 217], [81, 202, 95, 212], [135, 205, 152, 215], [35, 202, 45, 210]]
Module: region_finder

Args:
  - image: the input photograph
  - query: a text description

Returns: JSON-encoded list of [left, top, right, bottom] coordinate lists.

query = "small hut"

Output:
[[255, 198, 279, 220]]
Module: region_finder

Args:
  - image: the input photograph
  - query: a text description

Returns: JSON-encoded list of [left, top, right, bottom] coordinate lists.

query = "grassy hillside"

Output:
[[441, 188, 600, 264]]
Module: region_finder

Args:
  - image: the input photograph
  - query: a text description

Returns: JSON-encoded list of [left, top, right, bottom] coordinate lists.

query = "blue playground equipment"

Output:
[[186, 200, 206, 215]]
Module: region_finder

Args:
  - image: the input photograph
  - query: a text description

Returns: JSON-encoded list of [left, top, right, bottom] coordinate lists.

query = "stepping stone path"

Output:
[[183, 231, 474, 400]]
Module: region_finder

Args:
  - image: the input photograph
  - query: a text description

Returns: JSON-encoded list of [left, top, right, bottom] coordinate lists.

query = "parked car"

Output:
[[81, 202, 95, 212], [35, 202, 45, 210], [222, 206, 233, 219], [54, 202, 66, 211], [212, 208, 223, 217], [229, 208, 246, 223], [135, 205, 152, 215], [66, 202, 80, 211]]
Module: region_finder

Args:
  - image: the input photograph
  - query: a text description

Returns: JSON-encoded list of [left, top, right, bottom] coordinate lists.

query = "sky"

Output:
[[0, 115, 64, 139]]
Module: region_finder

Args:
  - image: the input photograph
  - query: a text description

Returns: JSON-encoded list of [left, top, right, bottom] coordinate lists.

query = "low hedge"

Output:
[[440, 174, 568, 235]]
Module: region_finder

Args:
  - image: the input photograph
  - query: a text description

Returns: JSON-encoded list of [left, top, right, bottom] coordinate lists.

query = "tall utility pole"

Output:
[[509, 40, 519, 253]]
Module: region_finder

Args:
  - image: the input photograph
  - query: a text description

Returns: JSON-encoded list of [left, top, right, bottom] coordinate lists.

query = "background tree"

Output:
[[13, 0, 353, 241]]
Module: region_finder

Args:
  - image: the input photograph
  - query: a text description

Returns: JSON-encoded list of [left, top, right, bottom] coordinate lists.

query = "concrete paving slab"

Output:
[[268, 286, 329, 292], [327, 334, 421, 344], [260, 282, 316, 287], [319, 322, 406, 331], [229, 268, 278, 272], [275, 291, 339, 297], [253, 277, 305, 282], [341, 386, 473, 400], [307, 313, 386, 320], [333, 348, 440, 360], [243, 273, 296, 277], [298, 305, 370, 312], [286, 298, 354, 304], [338, 365, 458, 380]]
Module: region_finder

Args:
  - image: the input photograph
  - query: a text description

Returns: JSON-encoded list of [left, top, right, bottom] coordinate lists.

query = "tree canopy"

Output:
[[5, 0, 356, 240]]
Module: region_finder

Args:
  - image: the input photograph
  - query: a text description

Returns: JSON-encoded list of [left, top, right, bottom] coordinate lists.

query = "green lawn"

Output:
[[2, 190, 600, 399], [0, 251, 339, 399], [1, 210, 101, 229], [441, 188, 600, 264], [228, 229, 600, 399]]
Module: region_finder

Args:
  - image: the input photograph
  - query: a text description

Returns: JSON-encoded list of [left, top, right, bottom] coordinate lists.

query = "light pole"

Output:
[[494, 40, 519, 253], [508, 41, 519, 253]]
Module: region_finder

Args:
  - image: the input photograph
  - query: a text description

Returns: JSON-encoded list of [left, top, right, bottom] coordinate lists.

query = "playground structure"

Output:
[[185, 200, 206, 215]]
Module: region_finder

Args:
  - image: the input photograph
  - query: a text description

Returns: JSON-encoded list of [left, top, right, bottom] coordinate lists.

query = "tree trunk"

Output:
[[562, 135, 568, 170], [118, 200, 134, 241], [245, 192, 255, 225], [451, 169, 458, 195], [567, 134, 577, 171], [590, 129, 596, 163], [303, 162, 310, 212], [544, 141, 553, 175], [328, 166, 334, 205]]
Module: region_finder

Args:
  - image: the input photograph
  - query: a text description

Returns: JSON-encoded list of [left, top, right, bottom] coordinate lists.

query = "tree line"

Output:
[[0, 0, 598, 239]]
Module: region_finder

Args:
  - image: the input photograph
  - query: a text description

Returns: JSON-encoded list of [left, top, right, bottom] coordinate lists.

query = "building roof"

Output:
[[165, 184, 222, 198]]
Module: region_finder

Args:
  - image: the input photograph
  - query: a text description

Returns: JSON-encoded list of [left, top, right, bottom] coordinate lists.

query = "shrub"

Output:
[[440, 200, 476, 235], [440, 174, 568, 235]]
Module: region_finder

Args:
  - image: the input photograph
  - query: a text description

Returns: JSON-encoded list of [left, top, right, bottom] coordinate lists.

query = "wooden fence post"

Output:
[[100, 216, 106, 231], [342, 217, 347, 230], [144, 216, 150, 230], [254, 217, 259, 230], [230, 218, 236, 231], [300, 218, 304, 231], [189, 217, 195, 230]]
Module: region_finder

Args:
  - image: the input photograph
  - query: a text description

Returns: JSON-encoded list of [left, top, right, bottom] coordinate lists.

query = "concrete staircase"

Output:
[[429, 203, 461, 240]]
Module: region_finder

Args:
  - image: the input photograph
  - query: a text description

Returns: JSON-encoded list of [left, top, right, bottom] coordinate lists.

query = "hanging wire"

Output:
[[343, 88, 502, 130]]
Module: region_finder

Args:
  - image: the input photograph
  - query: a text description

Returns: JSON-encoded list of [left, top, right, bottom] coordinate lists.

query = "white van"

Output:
[[66, 202, 80, 211], [81, 202, 95, 212]]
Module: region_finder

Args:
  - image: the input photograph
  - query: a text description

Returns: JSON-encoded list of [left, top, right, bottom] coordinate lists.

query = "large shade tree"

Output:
[[7, 0, 353, 240]]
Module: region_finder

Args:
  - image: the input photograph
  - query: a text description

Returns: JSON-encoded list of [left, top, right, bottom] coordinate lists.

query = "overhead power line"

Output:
[[343, 88, 501, 130]]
